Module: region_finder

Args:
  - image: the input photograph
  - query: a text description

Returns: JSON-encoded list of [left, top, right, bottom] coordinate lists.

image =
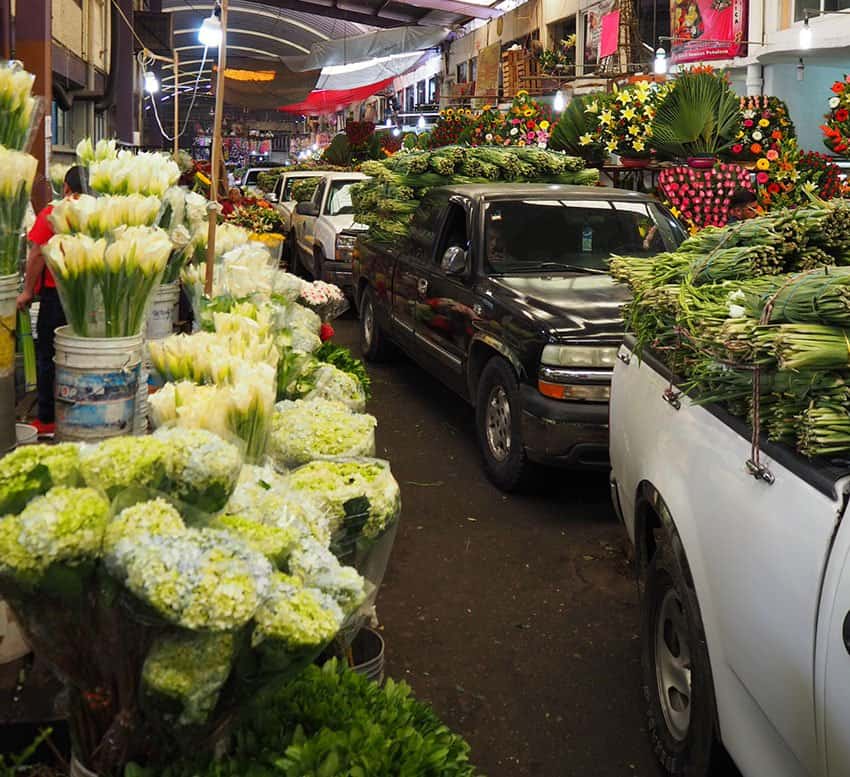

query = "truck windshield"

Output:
[[282, 175, 321, 201], [484, 199, 685, 275], [324, 181, 358, 216]]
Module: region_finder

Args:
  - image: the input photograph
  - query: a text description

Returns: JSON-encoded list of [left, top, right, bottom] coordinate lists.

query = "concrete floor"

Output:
[[335, 317, 665, 777]]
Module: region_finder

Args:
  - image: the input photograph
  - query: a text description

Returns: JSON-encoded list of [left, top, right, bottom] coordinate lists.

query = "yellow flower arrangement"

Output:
[[758, 118, 770, 128], [540, 120, 550, 131], [756, 157, 771, 170]]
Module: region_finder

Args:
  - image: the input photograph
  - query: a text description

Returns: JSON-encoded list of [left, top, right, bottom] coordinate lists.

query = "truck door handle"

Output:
[[417, 278, 428, 296], [843, 612, 850, 655]]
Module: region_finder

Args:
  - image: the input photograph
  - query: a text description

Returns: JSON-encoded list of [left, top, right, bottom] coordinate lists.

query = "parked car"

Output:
[[352, 184, 685, 490], [291, 171, 369, 291], [610, 339, 850, 777], [269, 171, 327, 251]]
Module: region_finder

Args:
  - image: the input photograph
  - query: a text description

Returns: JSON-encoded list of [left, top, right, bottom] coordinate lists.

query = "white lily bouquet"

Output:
[[0, 428, 366, 774], [159, 187, 209, 284], [43, 225, 172, 337], [75, 137, 118, 165], [0, 62, 39, 151], [89, 149, 180, 197], [0, 146, 37, 275], [49, 193, 162, 238]]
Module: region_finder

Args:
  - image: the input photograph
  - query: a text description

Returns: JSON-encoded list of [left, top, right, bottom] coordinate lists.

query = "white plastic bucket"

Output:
[[146, 282, 181, 341], [0, 601, 30, 663], [54, 326, 143, 442], [15, 423, 37, 445], [0, 274, 18, 454]]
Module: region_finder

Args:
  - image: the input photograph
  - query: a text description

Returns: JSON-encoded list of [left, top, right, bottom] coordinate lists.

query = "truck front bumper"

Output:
[[519, 385, 609, 470], [320, 260, 353, 292]]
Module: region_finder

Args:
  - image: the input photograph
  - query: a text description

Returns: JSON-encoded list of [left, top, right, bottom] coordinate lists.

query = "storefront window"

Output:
[[456, 61, 468, 83], [470, 57, 478, 83], [416, 80, 426, 105], [51, 101, 69, 147], [428, 76, 438, 102], [405, 85, 415, 112], [796, 0, 850, 20]]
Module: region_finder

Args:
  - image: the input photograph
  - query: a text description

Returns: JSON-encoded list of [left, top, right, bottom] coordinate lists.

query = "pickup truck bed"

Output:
[[610, 335, 850, 777]]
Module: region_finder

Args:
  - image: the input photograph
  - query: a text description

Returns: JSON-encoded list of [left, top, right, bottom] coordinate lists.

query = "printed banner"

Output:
[[670, 0, 748, 63], [583, 0, 616, 68], [476, 43, 501, 97], [599, 11, 621, 59]]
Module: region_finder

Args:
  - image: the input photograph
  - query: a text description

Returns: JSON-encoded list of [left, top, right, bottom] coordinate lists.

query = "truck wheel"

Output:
[[359, 287, 393, 362], [476, 357, 531, 492], [641, 536, 716, 777]]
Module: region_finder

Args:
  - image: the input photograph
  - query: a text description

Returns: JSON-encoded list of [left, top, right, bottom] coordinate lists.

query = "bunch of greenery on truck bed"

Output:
[[351, 145, 600, 246], [256, 164, 352, 193], [610, 197, 850, 458]]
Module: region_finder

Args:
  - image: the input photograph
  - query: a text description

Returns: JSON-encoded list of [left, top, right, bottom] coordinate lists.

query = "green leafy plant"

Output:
[[322, 134, 352, 167], [154, 660, 480, 777], [549, 93, 610, 163], [651, 69, 742, 158], [291, 177, 320, 203]]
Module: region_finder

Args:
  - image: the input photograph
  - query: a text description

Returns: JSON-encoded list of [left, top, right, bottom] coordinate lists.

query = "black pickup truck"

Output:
[[352, 184, 685, 490]]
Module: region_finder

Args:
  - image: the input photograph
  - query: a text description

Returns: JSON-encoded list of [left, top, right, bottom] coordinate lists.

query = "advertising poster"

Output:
[[670, 0, 748, 63], [476, 43, 501, 98], [583, 0, 617, 68]]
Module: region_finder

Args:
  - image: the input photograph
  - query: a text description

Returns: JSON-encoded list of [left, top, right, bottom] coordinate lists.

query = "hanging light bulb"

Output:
[[198, 13, 223, 47], [417, 114, 426, 130], [553, 90, 565, 113], [144, 70, 159, 94], [392, 128, 401, 137], [800, 15, 812, 49], [654, 47, 668, 75], [385, 117, 392, 127]]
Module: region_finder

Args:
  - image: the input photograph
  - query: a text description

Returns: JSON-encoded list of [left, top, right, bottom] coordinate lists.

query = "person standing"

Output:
[[16, 165, 87, 434]]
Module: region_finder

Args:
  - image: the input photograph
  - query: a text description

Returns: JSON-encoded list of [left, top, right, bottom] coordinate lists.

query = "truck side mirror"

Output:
[[296, 201, 319, 217], [441, 246, 467, 275]]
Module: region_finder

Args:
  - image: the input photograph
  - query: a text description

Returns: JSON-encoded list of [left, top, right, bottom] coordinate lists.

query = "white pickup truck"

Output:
[[291, 171, 369, 291], [610, 336, 850, 777]]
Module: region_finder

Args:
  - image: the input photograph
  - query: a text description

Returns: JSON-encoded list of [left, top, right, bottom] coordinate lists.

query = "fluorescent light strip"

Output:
[[174, 26, 310, 53], [163, 2, 330, 41]]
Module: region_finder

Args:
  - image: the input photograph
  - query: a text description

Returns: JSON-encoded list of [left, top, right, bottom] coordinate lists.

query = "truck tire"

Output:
[[641, 534, 716, 777], [359, 287, 393, 362], [475, 357, 531, 492]]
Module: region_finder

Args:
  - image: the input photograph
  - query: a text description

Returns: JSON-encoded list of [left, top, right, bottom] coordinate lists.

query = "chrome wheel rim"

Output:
[[362, 299, 374, 348], [485, 385, 511, 462], [655, 588, 692, 742]]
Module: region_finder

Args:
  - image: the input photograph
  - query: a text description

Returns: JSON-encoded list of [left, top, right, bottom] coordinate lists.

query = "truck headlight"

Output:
[[335, 234, 357, 262], [541, 345, 618, 368], [537, 380, 610, 402]]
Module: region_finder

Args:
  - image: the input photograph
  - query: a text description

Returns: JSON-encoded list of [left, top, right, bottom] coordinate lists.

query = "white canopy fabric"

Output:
[[284, 26, 447, 72], [314, 52, 430, 91]]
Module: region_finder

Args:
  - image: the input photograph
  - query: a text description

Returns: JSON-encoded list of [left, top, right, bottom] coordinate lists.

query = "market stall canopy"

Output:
[[215, 57, 320, 109], [314, 52, 430, 91], [277, 77, 396, 113], [283, 26, 448, 71]]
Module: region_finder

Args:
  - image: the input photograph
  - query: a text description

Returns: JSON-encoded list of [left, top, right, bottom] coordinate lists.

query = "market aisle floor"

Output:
[[336, 317, 662, 777]]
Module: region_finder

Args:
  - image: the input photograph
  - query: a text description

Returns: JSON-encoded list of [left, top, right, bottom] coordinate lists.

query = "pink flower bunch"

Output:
[[658, 163, 752, 230]]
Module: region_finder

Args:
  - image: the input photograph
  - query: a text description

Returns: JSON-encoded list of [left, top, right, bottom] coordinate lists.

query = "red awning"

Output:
[[277, 77, 395, 114]]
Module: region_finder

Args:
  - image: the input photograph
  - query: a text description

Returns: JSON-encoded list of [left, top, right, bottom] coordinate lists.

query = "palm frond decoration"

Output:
[[651, 71, 742, 158], [549, 93, 610, 163]]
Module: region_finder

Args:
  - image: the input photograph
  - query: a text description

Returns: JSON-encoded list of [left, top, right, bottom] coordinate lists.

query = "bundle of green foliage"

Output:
[[291, 177, 321, 203], [548, 93, 611, 164], [256, 169, 286, 192], [315, 342, 371, 399], [144, 661, 481, 777], [323, 134, 353, 167]]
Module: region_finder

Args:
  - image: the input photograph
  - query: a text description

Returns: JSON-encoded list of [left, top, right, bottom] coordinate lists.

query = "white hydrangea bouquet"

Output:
[[0, 428, 367, 775]]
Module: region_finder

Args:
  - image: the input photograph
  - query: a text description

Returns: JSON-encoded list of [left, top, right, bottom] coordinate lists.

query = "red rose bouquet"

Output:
[[821, 75, 850, 155]]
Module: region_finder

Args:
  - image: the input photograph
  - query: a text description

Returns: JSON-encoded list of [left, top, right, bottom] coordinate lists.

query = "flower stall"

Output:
[[593, 80, 672, 164], [728, 96, 795, 163]]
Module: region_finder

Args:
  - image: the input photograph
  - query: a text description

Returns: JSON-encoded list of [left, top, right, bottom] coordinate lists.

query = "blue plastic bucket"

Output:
[[54, 326, 144, 442]]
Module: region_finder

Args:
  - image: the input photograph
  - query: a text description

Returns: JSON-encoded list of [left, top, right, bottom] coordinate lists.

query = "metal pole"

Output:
[[173, 51, 180, 157], [205, 0, 228, 297]]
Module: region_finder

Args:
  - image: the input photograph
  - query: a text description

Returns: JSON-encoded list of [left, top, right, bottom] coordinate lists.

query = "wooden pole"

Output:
[[173, 51, 180, 158], [204, 0, 227, 297]]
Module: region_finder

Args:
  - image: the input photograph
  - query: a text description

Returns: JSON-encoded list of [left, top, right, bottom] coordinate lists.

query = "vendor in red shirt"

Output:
[[17, 166, 87, 433], [220, 186, 244, 217]]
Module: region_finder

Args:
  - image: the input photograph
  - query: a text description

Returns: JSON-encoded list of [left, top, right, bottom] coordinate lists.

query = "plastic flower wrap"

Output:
[[75, 138, 118, 165], [273, 271, 306, 303], [0, 63, 38, 151], [0, 146, 38, 274], [153, 427, 243, 513], [0, 486, 110, 580], [0, 443, 80, 514], [224, 464, 329, 545], [269, 398, 376, 470], [188, 222, 251, 265], [149, 381, 228, 440], [252, 572, 344, 649], [142, 631, 236, 725], [112, 527, 274, 630], [79, 435, 169, 498], [302, 364, 367, 412], [276, 349, 320, 401], [49, 194, 162, 238], [288, 536, 367, 612], [298, 280, 349, 322], [89, 150, 180, 197], [287, 458, 401, 540]]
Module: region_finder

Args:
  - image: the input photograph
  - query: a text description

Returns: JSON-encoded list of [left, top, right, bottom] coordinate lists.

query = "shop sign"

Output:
[[670, 0, 748, 63]]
